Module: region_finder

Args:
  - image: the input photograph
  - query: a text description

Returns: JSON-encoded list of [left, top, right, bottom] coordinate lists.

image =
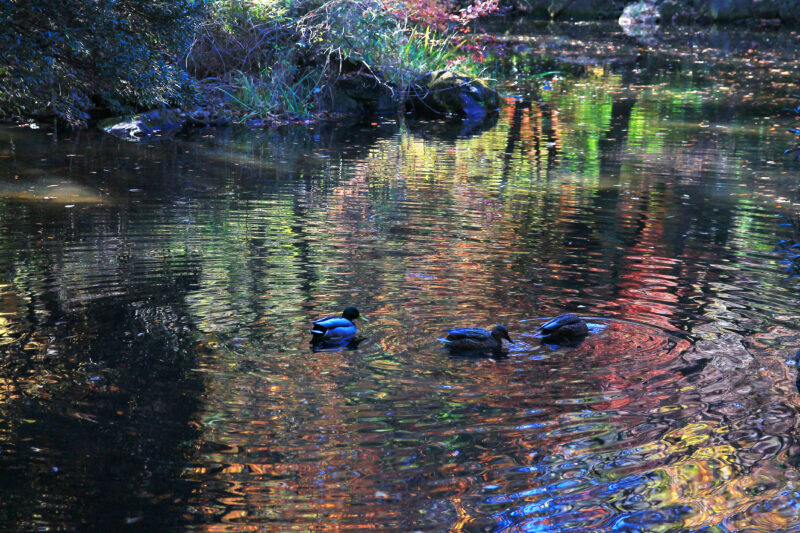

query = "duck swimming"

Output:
[[311, 306, 367, 344], [441, 325, 513, 353], [536, 314, 588, 345]]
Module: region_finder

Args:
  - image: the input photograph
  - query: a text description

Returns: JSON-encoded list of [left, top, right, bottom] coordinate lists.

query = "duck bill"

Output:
[[359, 315, 369, 323]]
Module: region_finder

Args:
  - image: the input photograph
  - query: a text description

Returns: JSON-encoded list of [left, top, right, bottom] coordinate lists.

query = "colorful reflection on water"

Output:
[[2, 21, 800, 533]]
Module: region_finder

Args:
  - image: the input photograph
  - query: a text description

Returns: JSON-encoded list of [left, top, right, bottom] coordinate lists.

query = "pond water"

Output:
[[3, 20, 800, 533]]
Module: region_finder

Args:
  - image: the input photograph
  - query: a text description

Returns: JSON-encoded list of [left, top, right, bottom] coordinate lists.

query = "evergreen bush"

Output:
[[0, 0, 205, 126]]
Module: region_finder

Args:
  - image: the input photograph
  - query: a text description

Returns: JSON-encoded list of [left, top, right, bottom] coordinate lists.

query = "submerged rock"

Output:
[[619, 1, 661, 44], [407, 71, 500, 122], [620, 2, 660, 25], [98, 109, 186, 141]]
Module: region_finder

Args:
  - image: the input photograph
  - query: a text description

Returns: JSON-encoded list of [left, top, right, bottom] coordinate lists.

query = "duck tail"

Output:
[[311, 324, 328, 338]]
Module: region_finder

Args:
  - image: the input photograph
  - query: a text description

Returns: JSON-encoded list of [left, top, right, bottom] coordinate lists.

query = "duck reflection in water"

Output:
[[440, 324, 514, 357], [536, 314, 589, 346], [310, 306, 368, 351], [311, 336, 366, 352]]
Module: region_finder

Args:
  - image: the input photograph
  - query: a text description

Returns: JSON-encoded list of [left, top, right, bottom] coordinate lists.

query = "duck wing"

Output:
[[541, 314, 581, 332], [446, 327, 491, 341], [311, 316, 356, 339]]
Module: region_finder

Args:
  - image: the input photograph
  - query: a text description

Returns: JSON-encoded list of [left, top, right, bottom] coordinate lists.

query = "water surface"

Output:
[[2, 21, 800, 532]]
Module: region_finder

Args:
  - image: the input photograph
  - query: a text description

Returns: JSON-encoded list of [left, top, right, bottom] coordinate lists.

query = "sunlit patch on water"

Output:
[[0, 179, 107, 204]]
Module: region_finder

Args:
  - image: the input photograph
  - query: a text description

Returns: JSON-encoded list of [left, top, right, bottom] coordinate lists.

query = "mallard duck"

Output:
[[537, 314, 588, 345], [311, 306, 367, 344], [441, 325, 513, 353]]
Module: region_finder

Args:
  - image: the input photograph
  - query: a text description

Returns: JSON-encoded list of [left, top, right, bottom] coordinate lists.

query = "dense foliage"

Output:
[[188, 0, 499, 122], [0, 0, 205, 126], [0, 0, 497, 127]]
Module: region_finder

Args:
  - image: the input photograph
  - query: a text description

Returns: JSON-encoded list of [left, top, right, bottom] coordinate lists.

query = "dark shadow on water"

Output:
[[405, 112, 499, 140], [0, 232, 205, 531], [675, 357, 711, 377], [184, 116, 401, 160]]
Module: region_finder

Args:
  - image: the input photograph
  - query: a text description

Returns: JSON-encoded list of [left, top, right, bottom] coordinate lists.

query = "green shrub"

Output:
[[299, 0, 459, 87], [0, 0, 205, 126], [187, 0, 295, 79], [189, 0, 493, 119], [187, 0, 320, 119]]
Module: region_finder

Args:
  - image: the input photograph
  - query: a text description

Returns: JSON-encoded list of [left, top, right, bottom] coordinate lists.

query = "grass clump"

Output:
[[188, 0, 500, 122]]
